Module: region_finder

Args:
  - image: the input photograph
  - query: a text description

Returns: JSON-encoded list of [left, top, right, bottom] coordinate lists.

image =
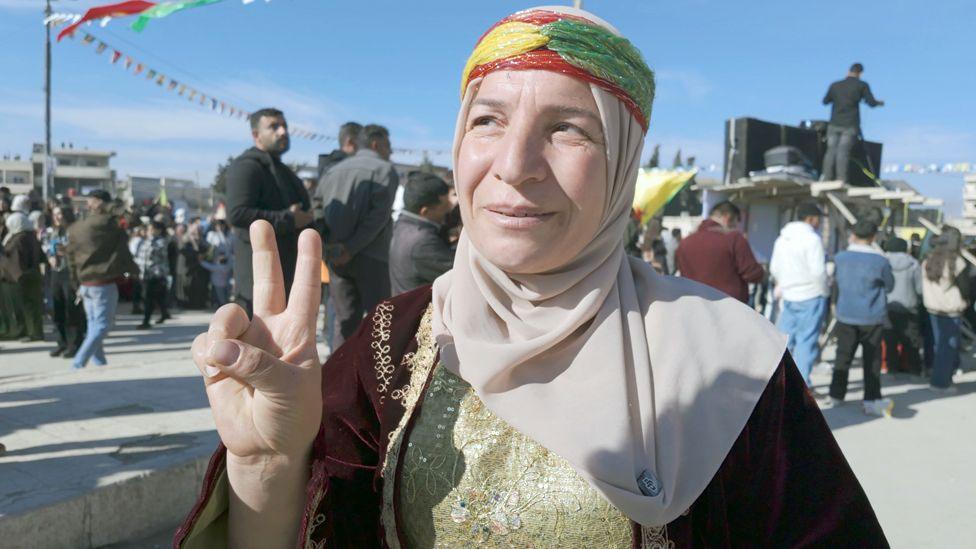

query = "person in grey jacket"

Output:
[[317, 124, 399, 348], [884, 237, 923, 374], [389, 172, 456, 296]]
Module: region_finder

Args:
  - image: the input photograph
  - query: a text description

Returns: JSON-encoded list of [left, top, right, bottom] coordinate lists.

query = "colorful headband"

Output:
[[461, 10, 656, 130]]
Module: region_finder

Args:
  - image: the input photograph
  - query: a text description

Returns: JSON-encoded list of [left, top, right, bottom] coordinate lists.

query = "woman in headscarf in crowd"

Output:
[[176, 222, 212, 309], [0, 195, 45, 342], [921, 226, 969, 392], [206, 218, 234, 260], [43, 204, 86, 357], [176, 7, 886, 548]]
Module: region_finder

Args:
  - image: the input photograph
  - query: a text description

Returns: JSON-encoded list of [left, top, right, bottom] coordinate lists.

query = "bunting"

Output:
[[60, 25, 451, 156], [68, 31, 328, 142]]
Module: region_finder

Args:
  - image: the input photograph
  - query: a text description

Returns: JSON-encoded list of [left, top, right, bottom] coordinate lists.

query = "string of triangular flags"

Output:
[[882, 163, 975, 175], [67, 31, 332, 142]]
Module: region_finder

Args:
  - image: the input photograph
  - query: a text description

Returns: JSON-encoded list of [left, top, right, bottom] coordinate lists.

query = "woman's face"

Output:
[[52, 207, 64, 227], [456, 70, 608, 274]]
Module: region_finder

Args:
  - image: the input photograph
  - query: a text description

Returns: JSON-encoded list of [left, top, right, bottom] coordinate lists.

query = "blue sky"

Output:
[[0, 0, 973, 212]]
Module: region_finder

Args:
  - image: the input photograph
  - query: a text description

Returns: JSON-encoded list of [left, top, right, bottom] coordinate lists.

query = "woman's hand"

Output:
[[191, 220, 323, 460]]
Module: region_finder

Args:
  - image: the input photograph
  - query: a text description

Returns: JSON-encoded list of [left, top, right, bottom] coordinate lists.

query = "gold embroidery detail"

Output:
[[640, 524, 673, 549], [380, 305, 437, 549], [371, 302, 395, 404], [303, 480, 327, 548], [398, 364, 636, 548]]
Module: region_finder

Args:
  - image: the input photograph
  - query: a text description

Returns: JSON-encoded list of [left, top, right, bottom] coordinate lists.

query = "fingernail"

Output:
[[204, 365, 221, 377], [209, 340, 241, 367]]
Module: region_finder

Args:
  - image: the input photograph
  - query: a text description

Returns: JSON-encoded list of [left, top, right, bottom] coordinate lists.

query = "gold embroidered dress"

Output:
[[397, 363, 634, 548]]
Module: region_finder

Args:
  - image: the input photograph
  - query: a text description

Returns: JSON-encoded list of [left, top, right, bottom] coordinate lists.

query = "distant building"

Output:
[[31, 143, 116, 197], [125, 175, 212, 214], [0, 155, 34, 194], [957, 174, 976, 235], [963, 175, 976, 222]]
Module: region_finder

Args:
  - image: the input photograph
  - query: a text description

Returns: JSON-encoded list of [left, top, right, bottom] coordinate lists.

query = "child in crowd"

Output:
[[829, 220, 895, 417], [200, 253, 233, 309]]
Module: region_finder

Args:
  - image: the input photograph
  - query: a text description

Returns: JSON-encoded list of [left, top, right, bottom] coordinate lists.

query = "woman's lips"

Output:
[[483, 206, 556, 229]]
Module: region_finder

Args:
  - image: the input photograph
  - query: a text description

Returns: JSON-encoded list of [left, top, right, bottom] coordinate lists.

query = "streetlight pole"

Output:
[[43, 0, 53, 203]]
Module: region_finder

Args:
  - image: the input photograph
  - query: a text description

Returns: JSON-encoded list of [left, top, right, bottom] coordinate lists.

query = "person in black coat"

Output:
[[389, 172, 457, 296], [225, 108, 312, 315]]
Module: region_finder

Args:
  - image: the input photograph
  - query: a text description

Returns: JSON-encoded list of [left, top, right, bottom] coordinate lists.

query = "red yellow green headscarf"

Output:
[[461, 9, 656, 131]]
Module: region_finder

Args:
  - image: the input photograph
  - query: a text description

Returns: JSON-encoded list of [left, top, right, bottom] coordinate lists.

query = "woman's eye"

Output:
[[471, 116, 497, 127], [553, 123, 588, 138]]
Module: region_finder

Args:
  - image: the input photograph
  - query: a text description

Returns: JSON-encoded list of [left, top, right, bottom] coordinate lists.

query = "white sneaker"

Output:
[[862, 398, 893, 417], [818, 395, 843, 409]]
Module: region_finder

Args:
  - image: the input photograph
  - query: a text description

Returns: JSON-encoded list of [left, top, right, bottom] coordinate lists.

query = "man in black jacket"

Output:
[[225, 108, 312, 315], [821, 63, 885, 182], [389, 172, 456, 296]]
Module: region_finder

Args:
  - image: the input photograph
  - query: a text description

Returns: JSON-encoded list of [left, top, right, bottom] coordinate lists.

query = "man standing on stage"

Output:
[[821, 63, 885, 182]]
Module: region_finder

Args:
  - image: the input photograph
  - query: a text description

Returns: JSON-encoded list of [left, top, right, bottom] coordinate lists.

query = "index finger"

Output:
[[250, 220, 286, 317], [286, 228, 323, 325]]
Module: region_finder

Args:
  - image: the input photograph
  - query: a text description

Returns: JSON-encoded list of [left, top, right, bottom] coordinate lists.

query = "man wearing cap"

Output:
[[770, 202, 830, 385], [66, 190, 138, 369]]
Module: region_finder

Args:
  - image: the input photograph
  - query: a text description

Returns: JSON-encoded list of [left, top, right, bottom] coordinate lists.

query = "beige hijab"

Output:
[[432, 6, 787, 527]]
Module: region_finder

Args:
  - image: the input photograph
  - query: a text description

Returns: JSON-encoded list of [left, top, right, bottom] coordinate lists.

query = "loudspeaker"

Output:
[[723, 117, 882, 187]]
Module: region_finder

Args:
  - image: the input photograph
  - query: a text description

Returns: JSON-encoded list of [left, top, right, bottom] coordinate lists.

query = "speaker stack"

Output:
[[723, 117, 882, 187]]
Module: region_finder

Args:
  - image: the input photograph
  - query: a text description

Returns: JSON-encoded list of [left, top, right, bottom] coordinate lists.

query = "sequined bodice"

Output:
[[397, 363, 633, 548]]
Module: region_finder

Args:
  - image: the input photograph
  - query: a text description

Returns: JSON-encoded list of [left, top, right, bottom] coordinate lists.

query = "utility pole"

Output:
[[43, 0, 53, 203], [573, 0, 583, 8]]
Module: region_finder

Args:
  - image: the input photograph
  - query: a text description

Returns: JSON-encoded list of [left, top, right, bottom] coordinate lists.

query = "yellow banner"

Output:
[[632, 169, 696, 224]]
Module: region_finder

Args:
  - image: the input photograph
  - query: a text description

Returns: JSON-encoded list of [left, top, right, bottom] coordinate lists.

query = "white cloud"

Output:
[[876, 126, 976, 164], [655, 69, 713, 101], [0, 75, 451, 185]]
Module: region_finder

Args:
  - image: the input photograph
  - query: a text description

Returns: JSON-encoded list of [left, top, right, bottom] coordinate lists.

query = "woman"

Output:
[[921, 227, 969, 392], [0, 197, 44, 342], [44, 205, 86, 357], [177, 7, 886, 548], [176, 223, 212, 309]]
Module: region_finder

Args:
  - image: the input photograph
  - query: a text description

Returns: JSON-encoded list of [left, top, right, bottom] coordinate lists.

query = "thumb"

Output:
[[206, 339, 298, 397]]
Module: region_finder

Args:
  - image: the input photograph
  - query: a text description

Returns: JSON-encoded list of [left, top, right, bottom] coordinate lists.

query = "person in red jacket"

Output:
[[675, 201, 765, 302]]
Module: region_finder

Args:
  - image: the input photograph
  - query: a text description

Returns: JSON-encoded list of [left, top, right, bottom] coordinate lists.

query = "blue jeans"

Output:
[[777, 296, 828, 384], [929, 313, 961, 388], [73, 283, 118, 369]]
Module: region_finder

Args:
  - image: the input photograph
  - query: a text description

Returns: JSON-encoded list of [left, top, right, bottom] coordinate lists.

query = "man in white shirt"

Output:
[[770, 202, 829, 385]]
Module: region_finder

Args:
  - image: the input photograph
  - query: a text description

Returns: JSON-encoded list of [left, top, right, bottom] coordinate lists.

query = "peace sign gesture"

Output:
[[191, 220, 323, 460]]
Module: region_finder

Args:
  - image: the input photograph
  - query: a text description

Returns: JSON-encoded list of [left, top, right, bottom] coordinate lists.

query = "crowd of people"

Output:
[[664, 199, 969, 418], [0, 108, 462, 369], [2, 105, 969, 405], [0, 185, 239, 367]]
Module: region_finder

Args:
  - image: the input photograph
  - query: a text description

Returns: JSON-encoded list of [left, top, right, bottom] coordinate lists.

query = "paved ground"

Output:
[[811, 343, 976, 548], [1, 308, 973, 548]]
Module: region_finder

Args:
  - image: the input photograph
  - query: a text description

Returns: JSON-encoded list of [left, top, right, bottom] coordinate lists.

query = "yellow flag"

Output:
[[632, 169, 696, 225], [159, 187, 169, 207]]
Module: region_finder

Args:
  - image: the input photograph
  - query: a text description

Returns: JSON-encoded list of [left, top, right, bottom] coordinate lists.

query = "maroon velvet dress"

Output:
[[174, 286, 888, 548]]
